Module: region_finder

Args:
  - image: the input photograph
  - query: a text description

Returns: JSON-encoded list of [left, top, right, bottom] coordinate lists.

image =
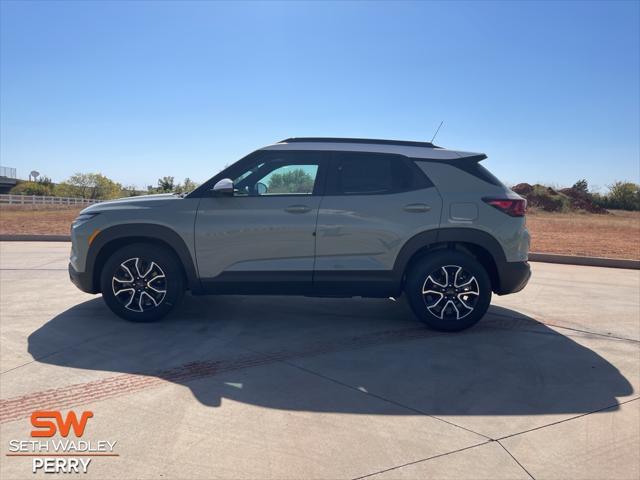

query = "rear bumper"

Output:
[[496, 261, 531, 295], [69, 263, 96, 294]]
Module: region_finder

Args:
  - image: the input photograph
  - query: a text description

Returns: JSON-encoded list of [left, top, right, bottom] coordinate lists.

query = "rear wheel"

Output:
[[405, 250, 491, 331], [100, 243, 185, 322]]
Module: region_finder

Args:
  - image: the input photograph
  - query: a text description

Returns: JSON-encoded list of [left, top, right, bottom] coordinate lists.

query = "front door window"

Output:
[[232, 154, 321, 196]]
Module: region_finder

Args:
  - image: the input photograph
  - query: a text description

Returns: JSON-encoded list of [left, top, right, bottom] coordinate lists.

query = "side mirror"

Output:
[[256, 182, 267, 195], [212, 178, 234, 196]]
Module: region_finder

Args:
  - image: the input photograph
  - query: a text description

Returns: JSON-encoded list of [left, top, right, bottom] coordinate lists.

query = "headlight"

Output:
[[72, 213, 99, 228]]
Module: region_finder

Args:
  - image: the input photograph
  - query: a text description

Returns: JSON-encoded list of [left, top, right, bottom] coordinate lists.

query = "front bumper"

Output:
[[496, 260, 531, 295], [69, 263, 96, 294]]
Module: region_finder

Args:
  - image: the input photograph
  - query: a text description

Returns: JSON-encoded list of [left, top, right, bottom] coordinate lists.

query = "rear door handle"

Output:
[[403, 203, 431, 213], [285, 205, 312, 214]]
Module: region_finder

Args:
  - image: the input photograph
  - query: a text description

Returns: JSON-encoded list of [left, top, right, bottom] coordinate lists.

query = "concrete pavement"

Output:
[[0, 242, 638, 479]]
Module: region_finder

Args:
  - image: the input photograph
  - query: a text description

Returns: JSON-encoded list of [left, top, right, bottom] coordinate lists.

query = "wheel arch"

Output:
[[87, 224, 200, 293], [394, 228, 507, 293]]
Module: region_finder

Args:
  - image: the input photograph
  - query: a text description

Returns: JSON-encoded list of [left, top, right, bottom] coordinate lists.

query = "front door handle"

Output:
[[285, 205, 312, 214], [403, 203, 431, 213]]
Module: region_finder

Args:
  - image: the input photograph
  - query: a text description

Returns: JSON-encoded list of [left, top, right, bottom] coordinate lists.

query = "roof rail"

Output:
[[278, 137, 439, 148]]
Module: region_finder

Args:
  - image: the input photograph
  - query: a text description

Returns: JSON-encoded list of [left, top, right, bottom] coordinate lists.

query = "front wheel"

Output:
[[100, 243, 185, 322], [405, 251, 492, 332]]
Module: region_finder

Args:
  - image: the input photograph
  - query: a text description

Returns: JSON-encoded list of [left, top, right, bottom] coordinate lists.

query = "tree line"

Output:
[[10, 174, 200, 200], [571, 179, 640, 211], [9, 172, 639, 211]]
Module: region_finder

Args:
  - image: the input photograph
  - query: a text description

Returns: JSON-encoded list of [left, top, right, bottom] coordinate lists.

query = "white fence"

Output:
[[0, 194, 102, 206]]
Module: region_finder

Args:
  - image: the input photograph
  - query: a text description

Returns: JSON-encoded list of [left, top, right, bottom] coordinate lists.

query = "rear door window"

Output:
[[329, 152, 431, 195]]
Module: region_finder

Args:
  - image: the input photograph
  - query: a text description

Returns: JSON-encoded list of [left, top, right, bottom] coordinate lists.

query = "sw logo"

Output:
[[29, 410, 95, 474], [30, 410, 94, 438]]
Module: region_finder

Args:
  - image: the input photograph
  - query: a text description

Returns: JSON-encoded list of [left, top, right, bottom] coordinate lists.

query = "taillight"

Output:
[[483, 198, 526, 217]]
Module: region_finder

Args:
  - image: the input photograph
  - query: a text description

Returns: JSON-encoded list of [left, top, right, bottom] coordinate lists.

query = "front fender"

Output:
[[86, 224, 200, 293]]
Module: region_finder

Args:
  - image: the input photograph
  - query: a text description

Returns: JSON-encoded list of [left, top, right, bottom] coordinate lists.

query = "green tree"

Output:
[[156, 176, 175, 193], [56, 173, 122, 200], [607, 181, 640, 210], [572, 179, 589, 194], [10, 181, 54, 196], [175, 177, 199, 194], [592, 181, 640, 211], [121, 185, 142, 197], [267, 169, 314, 194]]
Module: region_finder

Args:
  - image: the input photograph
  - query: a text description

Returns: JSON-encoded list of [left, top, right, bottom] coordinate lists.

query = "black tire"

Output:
[[100, 243, 185, 322], [405, 250, 492, 332]]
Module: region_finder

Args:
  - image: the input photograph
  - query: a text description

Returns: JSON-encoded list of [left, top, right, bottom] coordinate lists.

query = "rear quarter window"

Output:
[[412, 158, 504, 187], [461, 163, 504, 187]]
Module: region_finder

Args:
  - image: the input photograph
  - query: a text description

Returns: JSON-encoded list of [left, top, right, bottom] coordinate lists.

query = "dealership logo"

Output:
[[31, 411, 94, 438], [6, 410, 118, 474]]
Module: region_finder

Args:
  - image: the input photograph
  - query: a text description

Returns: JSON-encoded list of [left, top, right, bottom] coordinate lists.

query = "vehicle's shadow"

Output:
[[27, 295, 633, 415]]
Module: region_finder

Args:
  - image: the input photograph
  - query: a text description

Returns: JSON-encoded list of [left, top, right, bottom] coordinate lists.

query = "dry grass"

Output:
[[0, 205, 82, 235], [526, 209, 640, 259], [1, 205, 639, 260]]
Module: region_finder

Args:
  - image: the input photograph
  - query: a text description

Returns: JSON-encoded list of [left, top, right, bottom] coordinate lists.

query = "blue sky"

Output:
[[1, 1, 638, 191]]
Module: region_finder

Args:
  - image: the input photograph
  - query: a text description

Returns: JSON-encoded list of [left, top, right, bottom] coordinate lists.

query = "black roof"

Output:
[[279, 137, 439, 149]]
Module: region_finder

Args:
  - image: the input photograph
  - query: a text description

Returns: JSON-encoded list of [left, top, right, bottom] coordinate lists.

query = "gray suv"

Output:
[[69, 138, 530, 331]]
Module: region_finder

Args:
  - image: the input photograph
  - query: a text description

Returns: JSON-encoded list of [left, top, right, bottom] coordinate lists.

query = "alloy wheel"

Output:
[[111, 257, 167, 312], [421, 265, 480, 320]]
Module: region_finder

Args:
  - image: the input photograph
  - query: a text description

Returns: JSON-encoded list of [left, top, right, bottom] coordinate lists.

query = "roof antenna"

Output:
[[430, 121, 444, 144]]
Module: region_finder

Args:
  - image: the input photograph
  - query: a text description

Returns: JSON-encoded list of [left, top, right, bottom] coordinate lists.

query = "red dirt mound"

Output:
[[512, 183, 533, 195], [512, 183, 566, 212]]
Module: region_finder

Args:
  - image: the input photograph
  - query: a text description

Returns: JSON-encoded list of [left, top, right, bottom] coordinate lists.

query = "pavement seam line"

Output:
[[540, 322, 640, 344], [496, 440, 535, 480], [496, 396, 640, 442], [350, 440, 491, 480], [277, 358, 493, 441], [489, 322, 640, 345], [0, 268, 67, 271], [222, 338, 495, 441], [0, 328, 124, 376], [489, 311, 640, 344]]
